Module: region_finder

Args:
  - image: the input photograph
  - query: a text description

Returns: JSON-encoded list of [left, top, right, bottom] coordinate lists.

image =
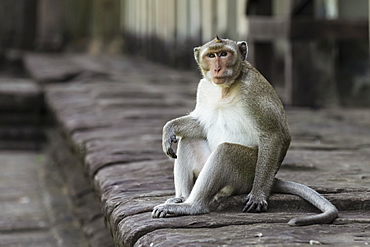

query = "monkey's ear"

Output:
[[193, 46, 201, 64], [237, 41, 248, 61]]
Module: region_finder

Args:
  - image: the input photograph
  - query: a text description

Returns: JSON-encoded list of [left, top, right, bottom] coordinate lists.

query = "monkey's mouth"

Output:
[[212, 77, 228, 85]]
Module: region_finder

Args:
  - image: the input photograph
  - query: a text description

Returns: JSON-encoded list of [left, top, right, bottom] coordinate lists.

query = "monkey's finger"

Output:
[[254, 199, 268, 212], [243, 199, 268, 213], [260, 201, 268, 212], [242, 202, 254, 212], [242, 195, 253, 212], [245, 202, 260, 213], [243, 195, 260, 212], [159, 211, 167, 218], [170, 134, 178, 143], [256, 203, 264, 212], [152, 209, 159, 218], [167, 148, 177, 159], [152, 208, 167, 218]]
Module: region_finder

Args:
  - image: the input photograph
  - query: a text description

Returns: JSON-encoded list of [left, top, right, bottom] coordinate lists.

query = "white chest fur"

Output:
[[191, 80, 259, 151]]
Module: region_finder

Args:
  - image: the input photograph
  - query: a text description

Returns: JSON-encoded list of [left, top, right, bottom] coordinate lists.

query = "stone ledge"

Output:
[[29, 53, 370, 246], [46, 129, 115, 247], [0, 79, 44, 149], [0, 79, 42, 111]]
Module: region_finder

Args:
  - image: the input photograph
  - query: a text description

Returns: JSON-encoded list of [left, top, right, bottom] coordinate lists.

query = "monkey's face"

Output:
[[202, 47, 237, 85], [194, 38, 247, 87]]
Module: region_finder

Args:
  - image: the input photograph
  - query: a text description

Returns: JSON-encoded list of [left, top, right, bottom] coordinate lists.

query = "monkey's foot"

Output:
[[242, 193, 268, 213], [152, 204, 174, 218], [152, 203, 187, 218], [165, 197, 184, 204], [152, 203, 209, 218]]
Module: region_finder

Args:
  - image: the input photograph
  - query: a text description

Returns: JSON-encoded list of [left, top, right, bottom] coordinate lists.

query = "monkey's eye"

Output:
[[220, 51, 228, 57], [208, 53, 216, 58]]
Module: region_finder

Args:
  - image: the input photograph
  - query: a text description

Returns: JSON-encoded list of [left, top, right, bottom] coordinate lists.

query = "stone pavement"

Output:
[[0, 151, 88, 247], [24, 53, 370, 246], [0, 72, 115, 246]]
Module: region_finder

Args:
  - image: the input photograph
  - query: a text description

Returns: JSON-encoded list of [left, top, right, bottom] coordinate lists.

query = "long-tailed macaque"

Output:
[[152, 36, 338, 226]]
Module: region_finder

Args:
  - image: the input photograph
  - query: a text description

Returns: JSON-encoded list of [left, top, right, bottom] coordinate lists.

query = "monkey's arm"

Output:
[[243, 133, 289, 212], [162, 115, 205, 158]]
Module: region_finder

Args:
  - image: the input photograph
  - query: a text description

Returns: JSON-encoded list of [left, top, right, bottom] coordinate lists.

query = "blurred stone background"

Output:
[[0, 1, 369, 246], [1, 0, 370, 108]]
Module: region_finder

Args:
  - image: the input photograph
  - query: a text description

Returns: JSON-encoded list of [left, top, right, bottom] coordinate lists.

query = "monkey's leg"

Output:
[[186, 143, 257, 204], [165, 138, 211, 204], [153, 143, 257, 218]]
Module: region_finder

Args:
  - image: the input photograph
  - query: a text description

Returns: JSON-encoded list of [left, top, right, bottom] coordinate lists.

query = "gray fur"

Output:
[[152, 38, 338, 226]]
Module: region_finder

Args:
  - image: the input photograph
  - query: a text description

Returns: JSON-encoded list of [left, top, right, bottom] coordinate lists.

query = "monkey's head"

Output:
[[194, 36, 248, 86]]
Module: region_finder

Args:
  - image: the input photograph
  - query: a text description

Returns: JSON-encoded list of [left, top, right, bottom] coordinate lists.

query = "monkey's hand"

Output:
[[163, 133, 178, 159], [242, 193, 268, 213], [162, 115, 204, 158]]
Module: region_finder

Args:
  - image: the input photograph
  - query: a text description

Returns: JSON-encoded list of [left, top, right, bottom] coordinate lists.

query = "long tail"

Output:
[[272, 178, 338, 226]]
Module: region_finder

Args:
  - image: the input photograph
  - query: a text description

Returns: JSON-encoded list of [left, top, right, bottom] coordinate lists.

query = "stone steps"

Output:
[[0, 79, 44, 150], [24, 53, 370, 246]]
